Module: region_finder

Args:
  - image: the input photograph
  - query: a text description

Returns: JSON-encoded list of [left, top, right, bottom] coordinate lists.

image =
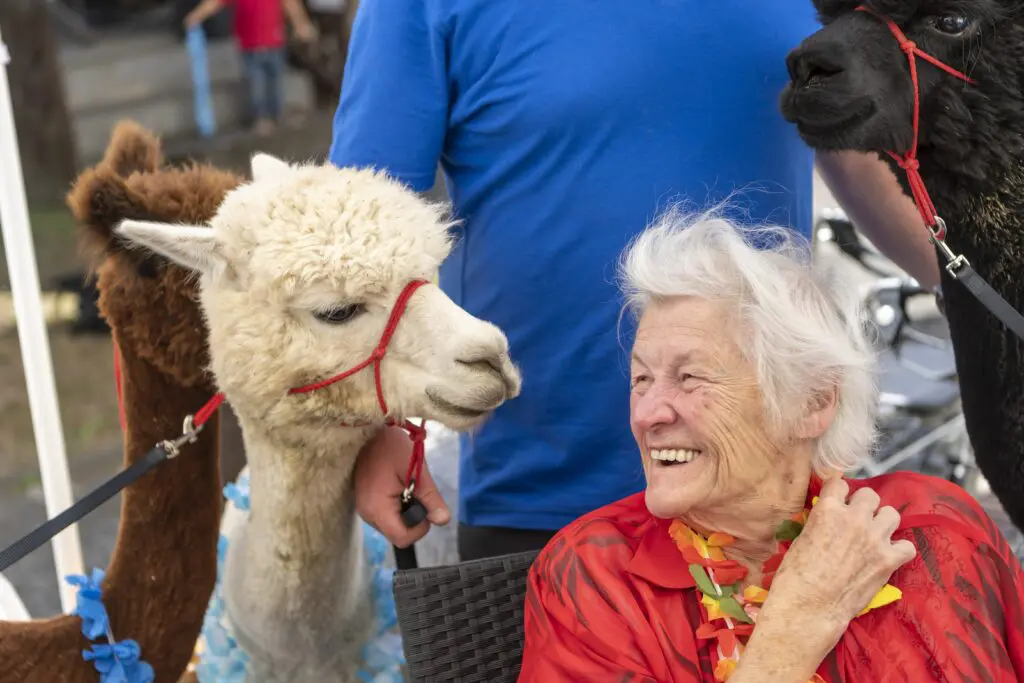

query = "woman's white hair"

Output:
[[618, 205, 878, 474]]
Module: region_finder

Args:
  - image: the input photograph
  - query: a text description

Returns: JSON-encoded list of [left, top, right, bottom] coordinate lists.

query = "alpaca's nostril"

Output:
[[788, 46, 847, 89], [457, 357, 502, 376]]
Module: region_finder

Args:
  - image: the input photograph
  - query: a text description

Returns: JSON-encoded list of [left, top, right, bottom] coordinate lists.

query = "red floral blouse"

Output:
[[519, 472, 1024, 682]]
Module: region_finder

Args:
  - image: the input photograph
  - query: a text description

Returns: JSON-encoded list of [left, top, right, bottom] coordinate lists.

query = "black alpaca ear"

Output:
[[811, 0, 846, 22], [101, 120, 164, 179]]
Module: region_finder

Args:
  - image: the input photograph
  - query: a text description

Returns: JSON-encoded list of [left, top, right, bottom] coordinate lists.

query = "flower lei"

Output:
[[670, 496, 903, 682], [65, 568, 155, 683]]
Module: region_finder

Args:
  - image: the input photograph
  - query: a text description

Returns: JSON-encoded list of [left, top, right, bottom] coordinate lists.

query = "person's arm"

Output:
[[815, 150, 941, 289], [334, 0, 452, 547], [183, 0, 225, 29], [281, 0, 316, 42], [328, 0, 448, 191]]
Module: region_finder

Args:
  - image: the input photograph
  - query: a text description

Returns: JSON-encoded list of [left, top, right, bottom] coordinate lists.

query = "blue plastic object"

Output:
[[186, 26, 216, 138]]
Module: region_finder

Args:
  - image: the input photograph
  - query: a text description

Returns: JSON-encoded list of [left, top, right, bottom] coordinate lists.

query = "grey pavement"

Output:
[[0, 447, 121, 617]]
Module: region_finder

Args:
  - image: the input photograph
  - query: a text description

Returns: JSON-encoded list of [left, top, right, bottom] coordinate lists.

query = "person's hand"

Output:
[[765, 477, 916, 634], [731, 478, 916, 683], [354, 424, 452, 548], [294, 21, 318, 43], [183, 11, 202, 29]]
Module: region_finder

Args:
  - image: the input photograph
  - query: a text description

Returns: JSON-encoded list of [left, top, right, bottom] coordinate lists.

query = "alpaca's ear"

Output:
[[102, 120, 163, 178], [115, 220, 225, 275], [250, 153, 291, 182], [68, 166, 154, 263]]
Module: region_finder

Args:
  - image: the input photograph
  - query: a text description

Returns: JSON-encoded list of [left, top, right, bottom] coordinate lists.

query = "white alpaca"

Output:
[[115, 153, 521, 683]]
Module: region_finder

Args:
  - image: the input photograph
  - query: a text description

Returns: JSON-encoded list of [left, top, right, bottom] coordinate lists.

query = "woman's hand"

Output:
[[731, 478, 916, 683], [769, 476, 916, 630]]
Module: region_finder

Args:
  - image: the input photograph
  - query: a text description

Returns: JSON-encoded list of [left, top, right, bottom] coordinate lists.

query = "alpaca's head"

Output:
[[67, 120, 242, 389], [115, 154, 521, 437], [780, 1, 1024, 184]]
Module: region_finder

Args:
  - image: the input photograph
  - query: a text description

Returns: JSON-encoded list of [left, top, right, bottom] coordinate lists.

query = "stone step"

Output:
[[72, 72, 312, 162], [59, 31, 315, 162], [61, 33, 243, 114]]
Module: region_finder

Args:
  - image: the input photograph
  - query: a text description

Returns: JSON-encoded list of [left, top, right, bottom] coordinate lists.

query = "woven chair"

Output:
[[393, 549, 539, 682]]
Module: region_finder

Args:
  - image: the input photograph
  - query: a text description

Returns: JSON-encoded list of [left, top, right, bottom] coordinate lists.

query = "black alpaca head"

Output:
[[780, 1, 1024, 186]]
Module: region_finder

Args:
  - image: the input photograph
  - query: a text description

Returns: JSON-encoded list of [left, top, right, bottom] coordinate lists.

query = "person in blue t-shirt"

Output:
[[329, 0, 940, 561]]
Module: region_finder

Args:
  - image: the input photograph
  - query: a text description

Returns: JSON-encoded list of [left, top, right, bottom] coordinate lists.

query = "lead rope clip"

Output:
[[158, 414, 203, 459]]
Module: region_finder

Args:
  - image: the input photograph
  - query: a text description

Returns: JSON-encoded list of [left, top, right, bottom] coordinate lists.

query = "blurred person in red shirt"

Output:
[[185, 0, 316, 135]]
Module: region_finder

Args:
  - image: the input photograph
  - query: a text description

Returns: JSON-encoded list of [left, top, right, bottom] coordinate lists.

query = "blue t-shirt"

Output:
[[330, 0, 820, 530]]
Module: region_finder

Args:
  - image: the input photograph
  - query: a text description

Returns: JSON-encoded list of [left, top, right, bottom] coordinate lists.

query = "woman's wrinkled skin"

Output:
[[630, 296, 839, 580]]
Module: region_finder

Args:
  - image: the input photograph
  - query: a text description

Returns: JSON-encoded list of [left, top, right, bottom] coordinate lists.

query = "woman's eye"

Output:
[[631, 375, 650, 389], [930, 13, 971, 35], [679, 373, 703, 390], [313, 304, 365, 324]]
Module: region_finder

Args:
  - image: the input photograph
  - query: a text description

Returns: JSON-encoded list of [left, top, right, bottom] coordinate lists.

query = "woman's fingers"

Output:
[[873, 505, 901, 538], [819, 475, 850, 502], [889, 538, 917, 566], [848, 486, 881, 517]]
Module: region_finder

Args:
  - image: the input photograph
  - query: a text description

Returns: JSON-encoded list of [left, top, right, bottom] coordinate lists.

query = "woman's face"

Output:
[[630, 296, 810, 519]]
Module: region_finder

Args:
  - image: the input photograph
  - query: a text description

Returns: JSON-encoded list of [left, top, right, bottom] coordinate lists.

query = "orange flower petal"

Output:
[[718, 629, 738, 658], [711, 565, 747, 586], [708, 532, 736, 547], [680, 545, 706, 565], [695, 622, 719, 640], [707, 546, 727, 562], [714, 658, 737, 681], [742, 585, 768, 603]]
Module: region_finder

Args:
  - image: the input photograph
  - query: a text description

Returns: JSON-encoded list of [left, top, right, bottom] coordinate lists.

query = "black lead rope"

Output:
[[930, 221, 1024, 343], [0, 445, 169, 572], [393, 492, 428, 570], [0, 424, 202, 573]]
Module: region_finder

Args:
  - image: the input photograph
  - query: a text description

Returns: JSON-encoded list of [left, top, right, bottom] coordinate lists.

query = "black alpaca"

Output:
[[780, 0, 1024, 530]]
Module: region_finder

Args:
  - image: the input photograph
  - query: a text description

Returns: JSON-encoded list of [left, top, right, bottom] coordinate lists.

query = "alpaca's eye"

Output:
[[313, 304, 365, 324], [930, 13, 971, 35]]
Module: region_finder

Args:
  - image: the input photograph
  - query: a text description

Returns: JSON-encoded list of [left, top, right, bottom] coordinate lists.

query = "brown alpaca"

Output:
[[0, 121, 242, 683]]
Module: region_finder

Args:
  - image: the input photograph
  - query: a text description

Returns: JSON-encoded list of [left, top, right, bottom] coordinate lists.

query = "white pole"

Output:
[[0, 27, 84, 613]]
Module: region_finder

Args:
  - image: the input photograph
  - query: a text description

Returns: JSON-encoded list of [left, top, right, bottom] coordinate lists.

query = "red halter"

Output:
[[855, 5, 977, 241], [113, 278, 431, 495]]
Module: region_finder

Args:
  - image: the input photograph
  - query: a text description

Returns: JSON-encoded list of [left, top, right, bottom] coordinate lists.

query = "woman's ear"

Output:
[[795, 384, 839, 440]]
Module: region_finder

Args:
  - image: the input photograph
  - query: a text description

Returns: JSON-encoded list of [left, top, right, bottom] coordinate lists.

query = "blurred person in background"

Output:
[[329, 1, 941, 561], [185, 0, 316, 134]]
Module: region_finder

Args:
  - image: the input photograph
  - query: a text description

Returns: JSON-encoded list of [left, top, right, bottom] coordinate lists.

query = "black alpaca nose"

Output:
[[787, 45, 848, 88]]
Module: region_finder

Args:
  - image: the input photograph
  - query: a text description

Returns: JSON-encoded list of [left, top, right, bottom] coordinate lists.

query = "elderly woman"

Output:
[[517, 213, 1024, 682]]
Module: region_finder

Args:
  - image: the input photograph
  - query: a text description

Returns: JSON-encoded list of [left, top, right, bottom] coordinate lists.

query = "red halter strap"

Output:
[[112, 342, 225, 436], [855, 5, 976, 240], [288, 279, 429, 414], [288, 278, 431, 497], [112, 278, 431, 496]]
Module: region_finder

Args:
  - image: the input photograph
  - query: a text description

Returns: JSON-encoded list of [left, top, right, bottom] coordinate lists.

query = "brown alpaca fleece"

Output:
[[0, 120, 243, 683]]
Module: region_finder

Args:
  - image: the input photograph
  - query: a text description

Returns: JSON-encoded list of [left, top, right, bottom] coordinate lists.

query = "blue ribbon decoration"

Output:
[[65, 568, 155, 683]]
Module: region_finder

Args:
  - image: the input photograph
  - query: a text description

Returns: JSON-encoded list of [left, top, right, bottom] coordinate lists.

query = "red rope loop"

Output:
[[855, 5, 977, 235]]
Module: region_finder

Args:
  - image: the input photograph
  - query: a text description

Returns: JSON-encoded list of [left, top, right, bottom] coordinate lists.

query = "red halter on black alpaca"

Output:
[[855, 5, 976, 240], [855, 5, 1024, 341]]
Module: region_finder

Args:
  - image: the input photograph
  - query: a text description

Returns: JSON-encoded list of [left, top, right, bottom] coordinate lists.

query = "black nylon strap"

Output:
[[0, 445, 169, 572], [954, 264, 1024, 342]]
